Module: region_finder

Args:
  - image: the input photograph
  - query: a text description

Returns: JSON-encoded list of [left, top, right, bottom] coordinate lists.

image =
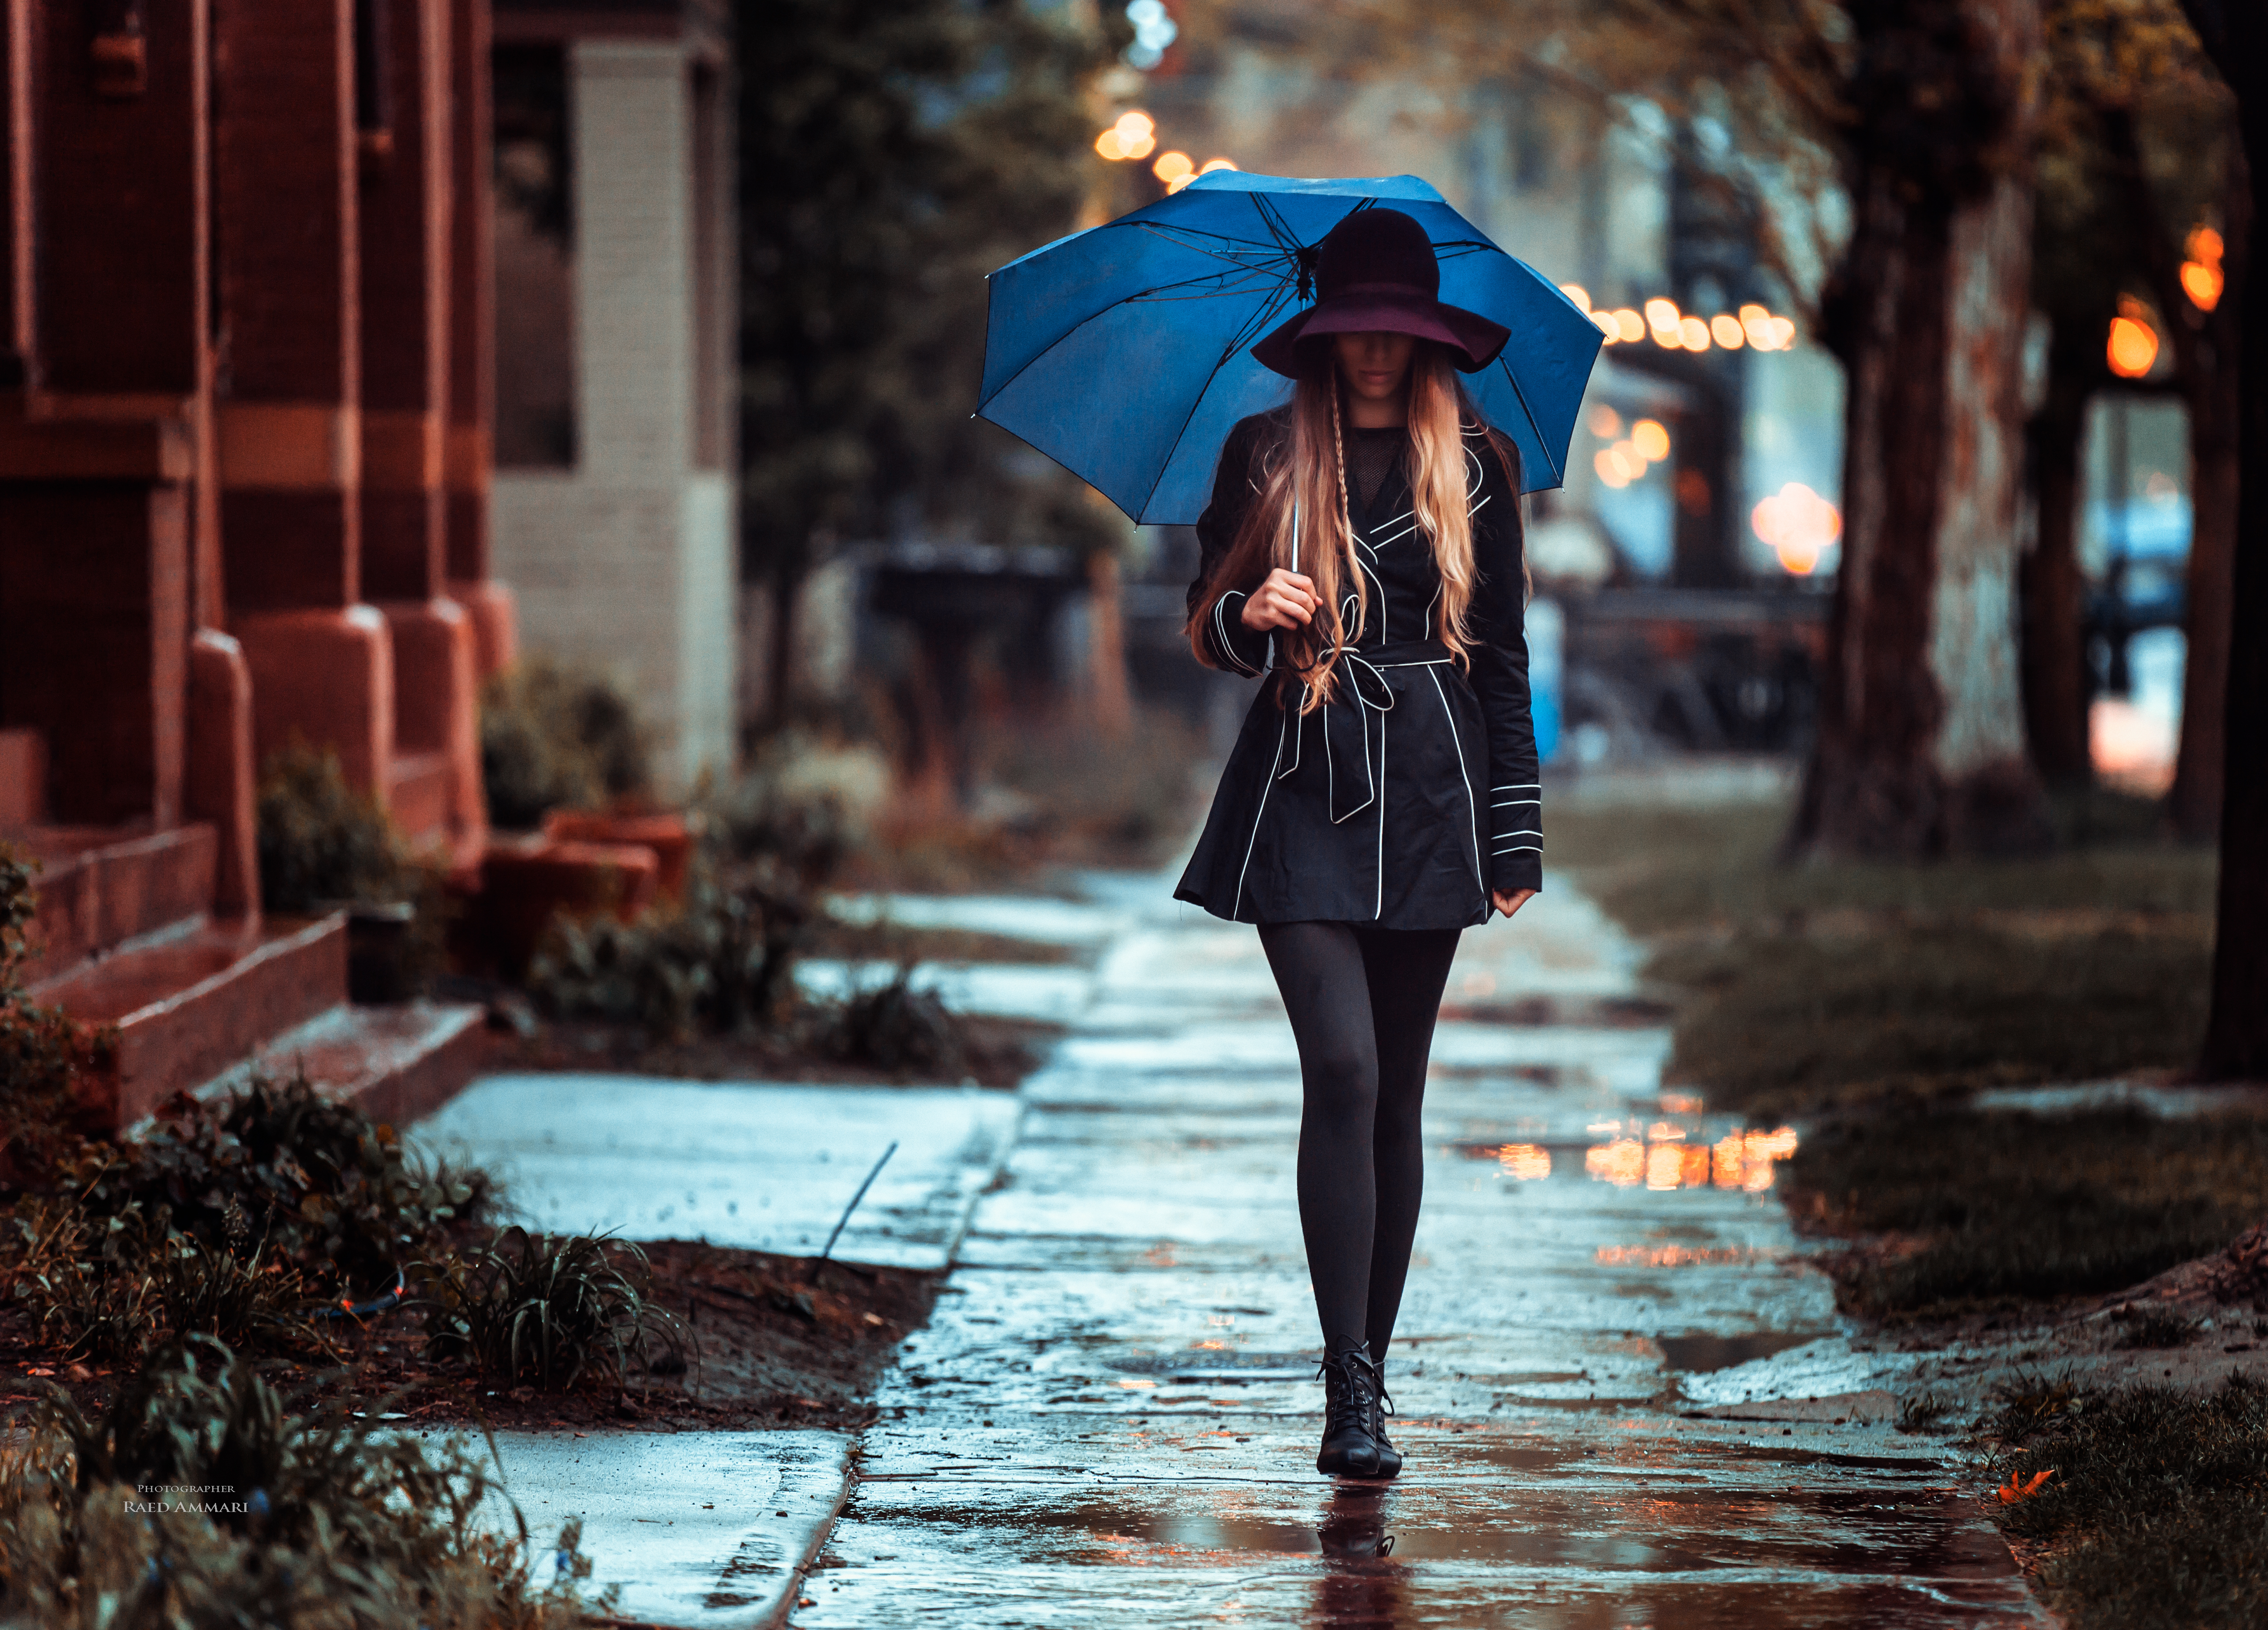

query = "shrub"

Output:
[[254, 744, 410, 913], [820, 964, 968, 1075], [421, 1228, 686, 1392], [528, 869, 808, 1039], [480, 657, 650, 830], [67, 1075, 493, 1301], [0, 1338, 610, 1627], [0, 845, 114, 1195]]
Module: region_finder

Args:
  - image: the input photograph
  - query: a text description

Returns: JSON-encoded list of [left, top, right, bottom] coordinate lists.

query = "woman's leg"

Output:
[[1257, 920, 1379, 1351], [1353, 926, 1462, 1367]]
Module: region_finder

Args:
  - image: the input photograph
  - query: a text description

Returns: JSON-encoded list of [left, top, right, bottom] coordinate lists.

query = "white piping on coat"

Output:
[[1234, 704, 1289, 922]]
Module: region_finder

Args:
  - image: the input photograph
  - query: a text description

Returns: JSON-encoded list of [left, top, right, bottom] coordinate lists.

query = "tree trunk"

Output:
[[1792, 165, 2050, 857], [2165, 145, 2251, 841], [2188, 0, 2268, 1078], [2168, 421, 2238, 838], [2018, 321, 2094, 787]]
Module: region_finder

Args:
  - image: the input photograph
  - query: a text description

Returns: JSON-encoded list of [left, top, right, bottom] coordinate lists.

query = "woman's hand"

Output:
[[1240, 568, 1318, 631], [1491, 887, 1537, 920]]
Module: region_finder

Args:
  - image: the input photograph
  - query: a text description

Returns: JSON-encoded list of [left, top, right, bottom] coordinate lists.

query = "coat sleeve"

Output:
[[1187, 416, 1273, 677], [1464, 436, 1541, 896]]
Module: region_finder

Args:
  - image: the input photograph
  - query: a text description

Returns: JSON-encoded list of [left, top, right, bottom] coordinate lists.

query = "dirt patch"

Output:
[[486, 1011, 1053, 1088], [803, 917, 1083, 966], [2, 1244, 938, 1437]]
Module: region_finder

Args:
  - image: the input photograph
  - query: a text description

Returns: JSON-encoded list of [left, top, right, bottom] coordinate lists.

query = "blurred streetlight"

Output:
[[2107, 296, 2159, 378], [1123, 0, 1178, 70], [1588, 404, 1621, 437], [2182, 225, 2224, 311], [1631, 419, 1670, 462], [1095, 110, 1156, 161], [1753, 482, 1841, 575], [1710, 313, 1745, 349], [1644, 297, 1681, 347], [1677, 314, 1710, 350], [1153, 150, 1193, 187]]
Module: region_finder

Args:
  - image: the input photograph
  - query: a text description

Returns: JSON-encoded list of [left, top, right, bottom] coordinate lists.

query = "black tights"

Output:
[[1258, 921, 1461, 1370]]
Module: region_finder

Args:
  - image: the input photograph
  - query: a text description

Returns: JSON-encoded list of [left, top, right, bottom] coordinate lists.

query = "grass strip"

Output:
[[1549, 792, 2216, 1115], [1784, 1109, 2268, 1318], [1989, 1373, 2268, 1630]]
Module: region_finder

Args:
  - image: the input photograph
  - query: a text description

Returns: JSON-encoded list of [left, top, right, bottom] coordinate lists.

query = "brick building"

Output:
[[0, 0, 514, 1121], [487, 0, 736, 789]]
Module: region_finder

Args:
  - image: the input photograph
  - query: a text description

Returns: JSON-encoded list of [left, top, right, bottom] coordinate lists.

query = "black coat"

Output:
[[1173, 408, 1542, 930]]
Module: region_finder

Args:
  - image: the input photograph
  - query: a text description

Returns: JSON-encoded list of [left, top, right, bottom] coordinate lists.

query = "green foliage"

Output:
[[710, 772, 863, 887], [421, 1228, 686, 1392], [1786, 1109, 2268, 1317], [57, 1076, 493, 1305], [0, 1337, 610, 1627], [11, 1206, 319, 1364], [255, 745, 412, 914], [528, 870, 809, 1039], [0, 845, 112, 1196], [1988, 1374, 2268, 1629], [741, 0, 1124, 604], [480, 657, 650, 830]]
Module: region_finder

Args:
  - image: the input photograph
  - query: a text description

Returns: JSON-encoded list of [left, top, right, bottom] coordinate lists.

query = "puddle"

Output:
[[1658, 1331, 1834, 1374], [1107, 1350, 1318, 1382]]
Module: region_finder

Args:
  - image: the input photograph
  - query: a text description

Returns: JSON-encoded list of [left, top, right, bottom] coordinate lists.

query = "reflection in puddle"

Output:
[[1583, 1125, 1799, 1191], [1594, 1244, 1771, 1268], [1313, 1485, 1405, 1628]]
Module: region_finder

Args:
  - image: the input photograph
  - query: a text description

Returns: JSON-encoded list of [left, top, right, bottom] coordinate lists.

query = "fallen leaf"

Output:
[[1996, 1469, 2055, 1504]]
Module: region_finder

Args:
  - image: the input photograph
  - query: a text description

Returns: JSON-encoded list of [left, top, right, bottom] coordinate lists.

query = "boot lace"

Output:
[[1316, 1347, 1380, 1439]]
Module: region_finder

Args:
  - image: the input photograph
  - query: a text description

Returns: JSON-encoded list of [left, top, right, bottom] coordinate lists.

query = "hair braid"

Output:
[[1328, 381, 1365, 649]]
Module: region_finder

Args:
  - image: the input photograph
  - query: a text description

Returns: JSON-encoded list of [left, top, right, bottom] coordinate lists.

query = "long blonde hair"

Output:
[[1189, 342, 1507, 713]]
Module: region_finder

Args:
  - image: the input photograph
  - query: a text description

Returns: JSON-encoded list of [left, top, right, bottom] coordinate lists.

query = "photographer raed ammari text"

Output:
[[126, 1484, 251, 1515]]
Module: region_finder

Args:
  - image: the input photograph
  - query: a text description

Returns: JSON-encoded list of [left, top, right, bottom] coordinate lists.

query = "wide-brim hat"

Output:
[[1251, 207, 1511, 381]]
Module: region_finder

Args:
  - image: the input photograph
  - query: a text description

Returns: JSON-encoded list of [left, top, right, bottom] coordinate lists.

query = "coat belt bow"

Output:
[[1271, 636, 1454, 823]]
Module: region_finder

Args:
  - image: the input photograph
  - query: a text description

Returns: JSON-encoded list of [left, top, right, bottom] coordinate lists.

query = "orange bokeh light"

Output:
[[2107, 312, 2159, 378], [2181, 260, 2223, 311], [1752, 482, 1841, 575]]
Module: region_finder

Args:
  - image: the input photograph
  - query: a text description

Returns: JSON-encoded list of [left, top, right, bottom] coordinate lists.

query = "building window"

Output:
[[492, 43, 576, 468]]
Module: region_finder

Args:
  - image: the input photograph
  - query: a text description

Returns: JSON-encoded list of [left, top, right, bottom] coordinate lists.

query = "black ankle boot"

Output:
[[1369, 1355, 1402, 1479], [1315, 1344, 1383, 1477]]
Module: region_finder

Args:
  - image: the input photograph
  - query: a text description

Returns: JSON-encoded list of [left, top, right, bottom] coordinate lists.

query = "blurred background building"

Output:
[[487, 0, 738, 791]]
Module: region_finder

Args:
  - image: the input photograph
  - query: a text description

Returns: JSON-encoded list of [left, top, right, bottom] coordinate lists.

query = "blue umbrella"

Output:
[[978, 170, 1603, 526]]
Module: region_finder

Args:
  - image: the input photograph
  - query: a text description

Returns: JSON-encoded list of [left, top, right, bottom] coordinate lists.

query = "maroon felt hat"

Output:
[[1251, 207, 1511, 380]]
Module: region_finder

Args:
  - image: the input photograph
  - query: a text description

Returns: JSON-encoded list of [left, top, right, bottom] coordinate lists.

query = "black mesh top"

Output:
[[1345, 425, 1406, 513]]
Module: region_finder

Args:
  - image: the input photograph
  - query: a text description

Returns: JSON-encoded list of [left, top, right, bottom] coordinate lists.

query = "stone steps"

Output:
[[32, 913, 349, 1124], [10, 822, 217, 982]]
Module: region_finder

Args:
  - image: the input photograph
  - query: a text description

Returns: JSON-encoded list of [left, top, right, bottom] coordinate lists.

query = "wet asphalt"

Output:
[[791, 874, 2046, 1628]]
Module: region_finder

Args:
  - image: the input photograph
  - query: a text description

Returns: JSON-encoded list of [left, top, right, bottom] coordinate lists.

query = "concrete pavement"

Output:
[[793, 878, 2046, 1627]]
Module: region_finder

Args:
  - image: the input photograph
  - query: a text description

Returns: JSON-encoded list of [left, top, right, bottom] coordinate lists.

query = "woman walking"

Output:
[[1177, 207, 1541, 1479]]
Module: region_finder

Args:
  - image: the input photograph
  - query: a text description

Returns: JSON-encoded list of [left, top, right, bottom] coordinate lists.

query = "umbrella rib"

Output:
[[1132, 280, 1301, 521], [1490, 352, 1562, 488], [979, 248, 1296, 411]]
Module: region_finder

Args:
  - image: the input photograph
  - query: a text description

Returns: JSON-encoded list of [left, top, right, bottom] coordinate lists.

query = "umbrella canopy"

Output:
[[978, 171, 1603, 526]]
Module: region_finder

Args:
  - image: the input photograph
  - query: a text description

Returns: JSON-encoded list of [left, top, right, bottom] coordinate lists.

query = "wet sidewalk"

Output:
[[795, 877, 2047, 1627]]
